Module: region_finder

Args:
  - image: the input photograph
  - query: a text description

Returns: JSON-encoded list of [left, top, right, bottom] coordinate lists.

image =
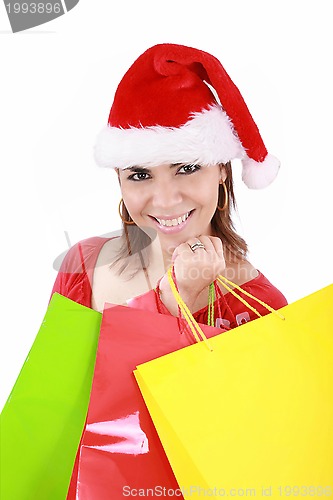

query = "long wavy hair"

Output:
[[111, 162, 248, 277]]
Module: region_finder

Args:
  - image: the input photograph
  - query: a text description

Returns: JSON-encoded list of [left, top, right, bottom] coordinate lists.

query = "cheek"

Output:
[[198, 181, 219, 208], [121, 188, 146, 216], [206, 193, 219, 217], [194, 168, 220, 200], [198, 187, 220, 223]]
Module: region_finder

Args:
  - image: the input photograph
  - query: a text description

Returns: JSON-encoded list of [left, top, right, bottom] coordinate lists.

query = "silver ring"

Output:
[[190, 241, 206, 252]]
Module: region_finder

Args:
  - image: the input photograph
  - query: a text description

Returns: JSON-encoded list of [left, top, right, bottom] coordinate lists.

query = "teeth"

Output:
[[155, 211, 191, 226]]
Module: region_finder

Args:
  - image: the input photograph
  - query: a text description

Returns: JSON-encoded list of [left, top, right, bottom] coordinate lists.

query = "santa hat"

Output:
[[94, 43, 280, 189]]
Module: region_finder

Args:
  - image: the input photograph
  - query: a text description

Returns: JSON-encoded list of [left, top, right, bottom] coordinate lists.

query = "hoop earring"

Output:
[[217, 181, 228, 211], [118, 198, 135, 225]]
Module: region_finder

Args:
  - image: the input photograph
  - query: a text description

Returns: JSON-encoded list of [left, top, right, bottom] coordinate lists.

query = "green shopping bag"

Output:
[[0, 293, 101, 500]]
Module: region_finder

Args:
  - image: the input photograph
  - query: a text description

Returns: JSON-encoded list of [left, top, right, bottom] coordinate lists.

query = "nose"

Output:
[[151, 177, 183, 210]]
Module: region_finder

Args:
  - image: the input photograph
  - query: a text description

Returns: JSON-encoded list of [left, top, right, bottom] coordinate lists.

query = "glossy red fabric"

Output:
[[75, 305, 224, 498]]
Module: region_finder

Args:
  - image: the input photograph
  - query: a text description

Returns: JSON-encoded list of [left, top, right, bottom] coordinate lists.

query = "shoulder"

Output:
[[91, 239, 150, 312], [247, 271, 288, 307], [50, 236, 115, 307], [93, 236, 123, 269], [236, 269, 288, 310], [223, 256, 288, 309], [58, 236, 112, 273], [223, 258, 259, 289]]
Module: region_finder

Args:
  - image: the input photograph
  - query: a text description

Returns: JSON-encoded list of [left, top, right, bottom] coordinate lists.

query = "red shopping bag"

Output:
[[71, 304, 225, 499]]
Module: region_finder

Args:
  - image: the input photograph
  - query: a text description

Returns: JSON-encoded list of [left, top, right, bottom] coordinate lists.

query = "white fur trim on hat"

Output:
[[94, 104, 245, 169], [241, 154, 280, 189]]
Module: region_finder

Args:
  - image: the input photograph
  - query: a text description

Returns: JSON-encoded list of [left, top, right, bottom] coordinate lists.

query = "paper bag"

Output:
[[135, 284, 333, 497], [0, 293, 101, 500]]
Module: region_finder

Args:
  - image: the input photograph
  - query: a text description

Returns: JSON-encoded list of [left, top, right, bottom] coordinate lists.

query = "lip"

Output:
[[148, 210, 194, 234]]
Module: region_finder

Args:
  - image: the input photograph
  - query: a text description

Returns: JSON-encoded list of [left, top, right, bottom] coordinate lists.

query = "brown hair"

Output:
[[211, 162, 248, 260], [111, 162, 248, 277]]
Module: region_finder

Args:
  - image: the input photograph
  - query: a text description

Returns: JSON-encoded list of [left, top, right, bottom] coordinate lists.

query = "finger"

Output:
[[197, 236, 225, 274], [187, 237, 209, 253], [194, 235, 216, 255], [171, 246, 179, 263], [172, 242, 193, 262], [205, 235, 224, 258]]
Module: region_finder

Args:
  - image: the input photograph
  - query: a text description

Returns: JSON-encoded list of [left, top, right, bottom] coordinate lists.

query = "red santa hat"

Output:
[[94, 43, 280, 189]]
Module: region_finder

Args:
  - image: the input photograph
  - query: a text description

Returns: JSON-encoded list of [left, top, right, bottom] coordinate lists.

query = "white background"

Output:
[[0, 0, 332, 409]]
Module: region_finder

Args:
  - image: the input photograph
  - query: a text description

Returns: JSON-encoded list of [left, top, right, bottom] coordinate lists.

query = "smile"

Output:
[[148, 210, 194, 234], [153, 211, 191, 226]]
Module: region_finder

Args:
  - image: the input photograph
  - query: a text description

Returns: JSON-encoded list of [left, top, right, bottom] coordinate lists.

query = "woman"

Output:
[[51, 43, 288, 497], [51, 43, 287, 326]]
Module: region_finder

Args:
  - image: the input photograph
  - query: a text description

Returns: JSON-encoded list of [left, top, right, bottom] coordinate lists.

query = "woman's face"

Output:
[[118, 163, 225, 250]]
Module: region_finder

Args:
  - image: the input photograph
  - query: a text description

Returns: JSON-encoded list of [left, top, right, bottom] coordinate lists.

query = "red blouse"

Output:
[[50, 236, 288, 328]]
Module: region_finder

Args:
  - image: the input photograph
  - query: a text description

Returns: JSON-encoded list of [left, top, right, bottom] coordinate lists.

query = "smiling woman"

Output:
[[49, 41, 288, 498], [120, 162, 223, 242], [118, 161, 246, 253], [113, 160, 249, 300], [51, 42, 287, 318]]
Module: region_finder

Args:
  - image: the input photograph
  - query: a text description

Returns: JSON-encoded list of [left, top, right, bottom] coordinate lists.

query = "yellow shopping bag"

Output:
[[134, 278, 333, 498]]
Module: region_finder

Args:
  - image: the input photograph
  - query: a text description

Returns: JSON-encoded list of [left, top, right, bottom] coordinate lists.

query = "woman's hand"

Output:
[[159, 235, 226, 314]]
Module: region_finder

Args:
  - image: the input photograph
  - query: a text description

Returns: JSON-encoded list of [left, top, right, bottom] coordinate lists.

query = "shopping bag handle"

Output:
[[167, 267, 213, 351], [167, 267, 285, 350], [217, 275, 285, 321]]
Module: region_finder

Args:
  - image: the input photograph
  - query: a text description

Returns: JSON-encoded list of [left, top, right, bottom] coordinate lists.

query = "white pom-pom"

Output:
[[241, 154, 280, 189]]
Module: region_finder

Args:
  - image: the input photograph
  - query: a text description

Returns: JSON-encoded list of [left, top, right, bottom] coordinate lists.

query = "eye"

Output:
[[127, 171, 151, 181], [177, 164, 201, 175]]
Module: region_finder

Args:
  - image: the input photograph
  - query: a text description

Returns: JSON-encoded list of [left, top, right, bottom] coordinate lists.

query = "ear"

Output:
[[219, 164, 227, 183]]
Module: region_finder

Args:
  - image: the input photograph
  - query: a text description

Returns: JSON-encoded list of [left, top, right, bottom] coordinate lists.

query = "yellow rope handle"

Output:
[[217, 278, 263, 319], [167, 268, 213, 351], [166, 267, 201, 343], [217, 275, 285, 320], [166, 267, 285, 348]]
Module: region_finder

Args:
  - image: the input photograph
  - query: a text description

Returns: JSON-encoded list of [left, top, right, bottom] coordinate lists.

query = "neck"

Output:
[[149, 234, 175, 272]]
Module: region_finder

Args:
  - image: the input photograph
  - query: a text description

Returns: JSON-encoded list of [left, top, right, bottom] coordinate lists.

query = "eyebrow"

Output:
[[124, 163, 184, 173], [124, 166, 151, 173]]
